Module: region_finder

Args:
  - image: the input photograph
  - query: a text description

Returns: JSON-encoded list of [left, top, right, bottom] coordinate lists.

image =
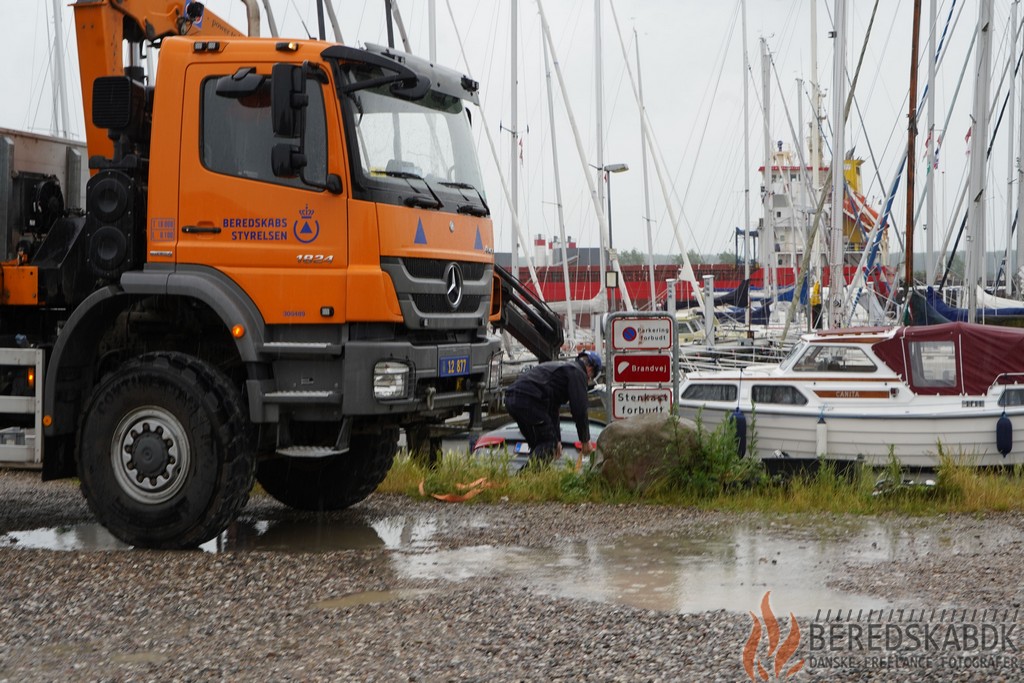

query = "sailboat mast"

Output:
[[905, 0, 922, 298], [637, 32, 657, 310], [925, 0, 937, 286], [510, 0, 520, 278], [50, 0, 71, 137], [1018, 0, 1024, 298], [810, 0, 823, 280], [595, 0, 609, 312], [543, 38, 576, 343], [829, 0, 847, 328], [761, 39, 775, 303], [1006, 0, 1017, 297], [741, 0, 752, 329], [966, 0, 994, 322]]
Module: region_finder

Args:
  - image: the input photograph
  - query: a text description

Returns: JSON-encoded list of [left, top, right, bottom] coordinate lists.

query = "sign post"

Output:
[[603, 312, 678, 420]]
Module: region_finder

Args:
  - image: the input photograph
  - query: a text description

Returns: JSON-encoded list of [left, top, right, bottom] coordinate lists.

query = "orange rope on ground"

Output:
[[418, 477, 501, 503]]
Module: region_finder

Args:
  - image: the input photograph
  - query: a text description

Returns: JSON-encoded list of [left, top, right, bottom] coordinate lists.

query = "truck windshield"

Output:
[[341, 70, 485, 202]]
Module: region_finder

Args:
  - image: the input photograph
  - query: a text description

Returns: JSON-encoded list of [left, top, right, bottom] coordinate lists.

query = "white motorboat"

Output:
[[677, 322, 1024, 468]]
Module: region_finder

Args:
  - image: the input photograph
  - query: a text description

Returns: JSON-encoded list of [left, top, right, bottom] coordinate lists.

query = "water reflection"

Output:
[[390, 525, 891, 616], [0, 518, 395, 554], [0, 515, 1005, 616]]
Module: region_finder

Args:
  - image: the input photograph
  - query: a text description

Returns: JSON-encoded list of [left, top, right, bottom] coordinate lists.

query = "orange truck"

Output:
[[0, 0, 543, 548]]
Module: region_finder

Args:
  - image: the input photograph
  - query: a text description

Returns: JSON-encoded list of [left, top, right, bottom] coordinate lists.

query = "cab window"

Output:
[[200, 76, 327, 188]]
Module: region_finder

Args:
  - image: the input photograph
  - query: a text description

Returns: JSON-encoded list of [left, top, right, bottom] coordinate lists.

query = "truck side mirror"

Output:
[[271, 63, 306, 137]]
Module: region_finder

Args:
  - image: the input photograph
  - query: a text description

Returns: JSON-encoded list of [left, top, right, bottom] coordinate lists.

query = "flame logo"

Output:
[[742, 592, 805, 681]]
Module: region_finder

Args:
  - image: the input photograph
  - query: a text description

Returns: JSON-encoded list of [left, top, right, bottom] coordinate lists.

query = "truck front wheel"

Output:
[[255, 428, 398, 511], [78, 352, 255, 549]]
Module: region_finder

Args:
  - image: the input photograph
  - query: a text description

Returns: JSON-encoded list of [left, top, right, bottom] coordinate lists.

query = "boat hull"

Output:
[[677, 322, 1024, 469], [680, 404, 1024, 468]]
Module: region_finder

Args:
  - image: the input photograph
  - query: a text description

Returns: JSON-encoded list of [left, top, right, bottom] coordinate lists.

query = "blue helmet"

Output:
[[577, 350, 602, 375]]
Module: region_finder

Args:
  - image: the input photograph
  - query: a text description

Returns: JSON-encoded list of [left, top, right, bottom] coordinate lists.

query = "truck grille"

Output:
[[380, 257, 492, 330], [403, 259, 488, 281]]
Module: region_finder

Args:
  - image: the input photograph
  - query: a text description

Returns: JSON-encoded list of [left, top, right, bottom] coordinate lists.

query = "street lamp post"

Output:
[[602, 163, 629, 251], [600, 163, 629, 311]]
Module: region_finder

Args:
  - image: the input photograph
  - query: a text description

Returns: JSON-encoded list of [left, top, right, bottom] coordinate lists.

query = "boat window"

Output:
[[752, 385, 808, 405], [681, 383, 737, 402], [908, 340, 956, 388], [791, 345, 877, 373], [999, 389, 1024, 407], [779, 341, 808, 371]]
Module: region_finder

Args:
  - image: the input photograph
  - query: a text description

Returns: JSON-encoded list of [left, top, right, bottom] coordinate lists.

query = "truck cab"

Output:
[[0, 1, 504, 548]]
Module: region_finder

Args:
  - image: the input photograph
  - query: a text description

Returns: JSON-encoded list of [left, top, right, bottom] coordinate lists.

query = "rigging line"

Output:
[[657, 2, 740, 249], [676, 3, 740, 213], [605, 0, 703, 309], [601, 31, 634, 165], [31, 3, 62, 136], [662, 2, 739, 186], [951, 34, 1024, 290], [936, 17, 1019, 288], [856, 0, 965, 295], [445, 0, 546, 297], [848, 2, 937, 210], [781, 0, 884, 336], [773, 0, 803, 66], [920, 4, 1004, 260]]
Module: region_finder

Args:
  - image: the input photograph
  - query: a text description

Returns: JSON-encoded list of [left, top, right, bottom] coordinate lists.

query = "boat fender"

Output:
[[816, 413, 828, 458], [997, 411, 1012, 457], [731, 408, 747, 458]]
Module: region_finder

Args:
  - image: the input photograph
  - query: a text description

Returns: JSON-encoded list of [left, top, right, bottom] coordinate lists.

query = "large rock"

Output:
[[595, 414, 700, 492]]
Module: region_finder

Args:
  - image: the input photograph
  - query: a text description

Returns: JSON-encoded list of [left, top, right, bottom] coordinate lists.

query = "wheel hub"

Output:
[[111, 407, 191, 505], [128, 427, 172, 479]]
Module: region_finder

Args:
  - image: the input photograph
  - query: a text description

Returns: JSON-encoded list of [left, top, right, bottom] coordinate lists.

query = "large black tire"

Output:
[[77, 352, 255, 549], [256, 428, 398, 511]]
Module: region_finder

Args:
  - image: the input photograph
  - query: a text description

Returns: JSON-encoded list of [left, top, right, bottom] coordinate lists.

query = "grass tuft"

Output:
[[378, 423, 1024, 515]]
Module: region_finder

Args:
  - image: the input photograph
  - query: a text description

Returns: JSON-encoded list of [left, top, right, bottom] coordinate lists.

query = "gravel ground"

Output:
[[1, 469, 1024, 682]]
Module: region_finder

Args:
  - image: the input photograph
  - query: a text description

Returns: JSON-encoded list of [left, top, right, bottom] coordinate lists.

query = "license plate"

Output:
[[439, 355, 469, 377], [514, 442, 530, 454]]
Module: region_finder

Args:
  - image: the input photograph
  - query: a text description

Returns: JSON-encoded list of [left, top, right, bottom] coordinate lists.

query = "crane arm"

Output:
[[72, 0, 248, 160]]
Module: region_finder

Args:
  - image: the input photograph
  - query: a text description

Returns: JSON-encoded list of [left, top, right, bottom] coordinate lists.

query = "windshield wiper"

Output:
[[457, 203, 488, 217], [439, 181, 490, 217], [381, 170, 445, 210], [406, 195, 443, 209]]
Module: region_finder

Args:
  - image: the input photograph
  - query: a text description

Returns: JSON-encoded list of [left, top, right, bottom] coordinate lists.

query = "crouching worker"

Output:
[[503, 351, 602, 465]]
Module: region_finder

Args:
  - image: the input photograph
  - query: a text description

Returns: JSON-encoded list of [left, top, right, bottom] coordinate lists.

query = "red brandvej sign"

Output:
[[611, 353, 672, 383]]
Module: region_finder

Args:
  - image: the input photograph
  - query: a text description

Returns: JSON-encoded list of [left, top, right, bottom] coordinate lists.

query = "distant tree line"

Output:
[[616, 248, 739, 266]]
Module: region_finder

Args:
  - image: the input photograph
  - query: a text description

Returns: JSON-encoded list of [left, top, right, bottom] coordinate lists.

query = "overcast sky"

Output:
[[1, 1, 1015, 263]]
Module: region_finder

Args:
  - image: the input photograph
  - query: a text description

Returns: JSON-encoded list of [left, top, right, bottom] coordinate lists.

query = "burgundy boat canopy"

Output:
[[871, 322, 1024, 396]]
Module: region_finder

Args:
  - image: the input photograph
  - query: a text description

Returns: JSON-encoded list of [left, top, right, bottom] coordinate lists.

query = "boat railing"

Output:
[[678, 340, 793, 374], [995, 373, 1024, 386]]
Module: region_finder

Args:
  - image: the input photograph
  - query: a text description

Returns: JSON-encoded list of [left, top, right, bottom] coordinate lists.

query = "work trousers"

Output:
[[503, 390, 559, 463]]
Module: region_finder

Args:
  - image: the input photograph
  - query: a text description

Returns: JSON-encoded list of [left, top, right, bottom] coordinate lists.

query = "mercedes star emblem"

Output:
[[444, 262, 464, 311]]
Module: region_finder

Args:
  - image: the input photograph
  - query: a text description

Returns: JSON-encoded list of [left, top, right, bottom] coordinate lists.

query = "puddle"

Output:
[[0, 516, 444, 554], [391, 528, 886, 616], [0, 515, 1004, 616], [391, 518, 1004, 616]]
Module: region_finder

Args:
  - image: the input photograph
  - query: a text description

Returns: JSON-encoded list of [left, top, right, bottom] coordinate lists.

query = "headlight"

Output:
[[373, 360, 410, 400], [487, 351, 503, 389]]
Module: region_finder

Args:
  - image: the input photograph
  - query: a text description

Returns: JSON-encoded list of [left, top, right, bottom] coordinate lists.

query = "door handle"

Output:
[[182, 225, 222, 234]]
